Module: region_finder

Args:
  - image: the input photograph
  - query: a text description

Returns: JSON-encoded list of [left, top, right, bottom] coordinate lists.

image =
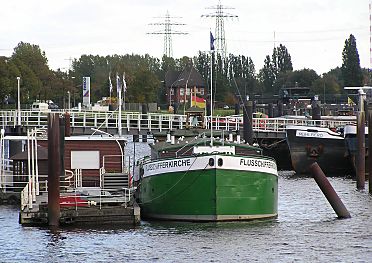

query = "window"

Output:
[[200, 88, 204, 95], [180, 88, 184, 96], [71, 151, 100, 169], [186, 88, 190, 95]]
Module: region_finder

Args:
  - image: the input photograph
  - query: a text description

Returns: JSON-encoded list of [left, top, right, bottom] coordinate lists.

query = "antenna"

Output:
[[147, 10, 188, 58], [202, 0, 238, 60]]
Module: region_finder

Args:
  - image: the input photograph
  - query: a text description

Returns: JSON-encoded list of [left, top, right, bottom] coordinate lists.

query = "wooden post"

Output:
[[277, 101, 284, 117], [356, 111, 365, 190], [309, 162, 351, 219], [368, 103, 372, 194], [268, 103, 274, 118], [234, 103, 240, 115], [311, 100, 321, 120], [243, 101, 253, 145], [48, 113, 61, 227], [64, 112, 71, 137]]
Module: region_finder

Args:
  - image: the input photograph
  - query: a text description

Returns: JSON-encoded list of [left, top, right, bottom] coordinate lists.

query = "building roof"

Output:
[[165, 67, 205, 88]]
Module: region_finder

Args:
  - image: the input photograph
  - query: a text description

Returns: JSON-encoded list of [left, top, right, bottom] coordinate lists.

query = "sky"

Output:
[[0, 0, 371, 75]]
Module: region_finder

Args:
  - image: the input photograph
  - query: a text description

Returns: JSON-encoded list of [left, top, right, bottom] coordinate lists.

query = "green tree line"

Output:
[[0, 34, 366, 109]]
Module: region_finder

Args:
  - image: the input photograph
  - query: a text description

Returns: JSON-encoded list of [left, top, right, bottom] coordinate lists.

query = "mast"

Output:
[[210, 50, 214, 146]]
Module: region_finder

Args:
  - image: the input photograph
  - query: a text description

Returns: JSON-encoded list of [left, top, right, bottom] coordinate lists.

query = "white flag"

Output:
[[109, 74, 113, 94], [122, 73, 127, 92], [116, 73, 121, 94]]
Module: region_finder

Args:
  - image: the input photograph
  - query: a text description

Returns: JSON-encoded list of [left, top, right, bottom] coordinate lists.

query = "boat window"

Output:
[[218, 158, 223, 167], [209, 158, 214, 166]]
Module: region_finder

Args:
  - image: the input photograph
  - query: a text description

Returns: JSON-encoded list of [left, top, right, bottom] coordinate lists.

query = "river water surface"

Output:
[[0, 140, 371, 262]]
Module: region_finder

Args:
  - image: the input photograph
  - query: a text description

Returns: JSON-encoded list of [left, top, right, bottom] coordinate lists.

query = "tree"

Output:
[[258, 55, 276, 93], [11, 42, 51, 96], [311, 74, 342, 96], [341, 34, 363, 87], [272, 44, 293, 77]]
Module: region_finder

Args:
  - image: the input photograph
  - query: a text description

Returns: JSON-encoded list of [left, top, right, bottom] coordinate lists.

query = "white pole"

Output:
[[118, 88, 122, 136], [17, 77, 21, 126], [67, 91, 71, 110], [27, 130, 32, 208], [34, 130, 39, 195], [123, 90, 126, 112], [31, 130, 36, 202], [210, 51, 213, 146]]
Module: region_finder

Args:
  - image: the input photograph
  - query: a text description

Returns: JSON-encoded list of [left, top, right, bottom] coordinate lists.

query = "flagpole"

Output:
[[123, 88, 126, 112], [210, 50, 213, 146], [117, 74, 122, 137]]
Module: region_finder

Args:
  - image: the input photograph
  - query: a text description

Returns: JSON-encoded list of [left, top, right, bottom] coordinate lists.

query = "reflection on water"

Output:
[[0, 140, 371, 262]]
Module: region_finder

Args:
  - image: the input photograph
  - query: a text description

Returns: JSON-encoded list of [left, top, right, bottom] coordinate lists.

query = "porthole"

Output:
[[218, 158, 223, 167], [209, 158, 214, 166]]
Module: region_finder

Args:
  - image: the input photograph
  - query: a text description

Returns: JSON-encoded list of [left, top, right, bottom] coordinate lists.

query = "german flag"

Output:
[[192, 96, 206, 108]]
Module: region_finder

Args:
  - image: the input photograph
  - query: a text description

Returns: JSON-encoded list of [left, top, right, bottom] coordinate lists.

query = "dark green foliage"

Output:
[[2, 36, 371, 108], [259, 44, 293, 94], [341, 34, 363, 87]]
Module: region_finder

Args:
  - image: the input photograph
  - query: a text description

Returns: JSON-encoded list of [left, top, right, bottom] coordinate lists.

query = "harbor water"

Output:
[[0, 140, 372, 262]]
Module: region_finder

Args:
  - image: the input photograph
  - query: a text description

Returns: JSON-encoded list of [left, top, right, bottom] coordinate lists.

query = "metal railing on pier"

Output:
[[0, 110, 357, 135]]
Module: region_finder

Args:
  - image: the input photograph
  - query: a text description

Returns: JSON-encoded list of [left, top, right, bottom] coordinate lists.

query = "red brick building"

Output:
[[166, 66, 206, 106]]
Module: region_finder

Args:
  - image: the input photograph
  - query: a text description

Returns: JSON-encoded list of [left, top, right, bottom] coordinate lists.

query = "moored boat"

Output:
[[136, 137, 278, 221], [286, 125, 353, 176]]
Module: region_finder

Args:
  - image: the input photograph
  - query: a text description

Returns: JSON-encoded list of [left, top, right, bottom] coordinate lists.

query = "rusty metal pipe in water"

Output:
[[309, 162, 351, 219]]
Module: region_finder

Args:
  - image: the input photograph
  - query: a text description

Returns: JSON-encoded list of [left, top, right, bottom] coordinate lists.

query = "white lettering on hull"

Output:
[[143, 155, 278, 178]]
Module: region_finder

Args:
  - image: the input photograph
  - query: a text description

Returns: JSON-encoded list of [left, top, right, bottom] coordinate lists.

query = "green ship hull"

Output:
[[138, 154, 278, 221]]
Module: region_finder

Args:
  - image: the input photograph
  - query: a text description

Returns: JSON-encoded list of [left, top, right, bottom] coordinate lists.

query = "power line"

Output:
[[202, 0, 238, 60], [147, 10, 188, 58]]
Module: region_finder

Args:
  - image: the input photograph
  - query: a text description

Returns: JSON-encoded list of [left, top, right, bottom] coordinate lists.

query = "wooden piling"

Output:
[[234, 103, 240, 115], [277, 101, 284, 117], [48, 113, 61, 227], [368, 103, 372, 194], [243, 101, 253, 145], [268, 103, 274, 118], [64, 112, 71, 137], [356, 111, 366, 190], [311, 100, 321, 120], [309, 162, 351, 219]]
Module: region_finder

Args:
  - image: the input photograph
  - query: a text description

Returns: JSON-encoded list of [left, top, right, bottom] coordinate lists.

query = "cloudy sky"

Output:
[[0, 0, 370, 74]]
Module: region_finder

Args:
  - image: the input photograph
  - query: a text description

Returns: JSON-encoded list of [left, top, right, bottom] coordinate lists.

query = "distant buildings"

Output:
[[165, 67, 206, 106]]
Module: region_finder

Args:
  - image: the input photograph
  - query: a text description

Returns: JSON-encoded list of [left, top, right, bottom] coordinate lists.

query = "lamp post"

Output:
[[17, 77, 21, 126]]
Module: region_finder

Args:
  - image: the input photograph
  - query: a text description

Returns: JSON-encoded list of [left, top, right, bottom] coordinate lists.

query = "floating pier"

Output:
[[14, 113, 140, 226], [19, 190, 140, 226]]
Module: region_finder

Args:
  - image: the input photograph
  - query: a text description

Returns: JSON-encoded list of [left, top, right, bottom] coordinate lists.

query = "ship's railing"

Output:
[[0, 110, 357, 134]]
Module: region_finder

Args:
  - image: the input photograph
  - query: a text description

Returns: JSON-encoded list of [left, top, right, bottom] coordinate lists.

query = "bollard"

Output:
[[356, 111, 366, 190], [243, 101, 253, 145], [368, 103, 372, 194], [309, 162, 351, 219], [48, 113, 61, 227]]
